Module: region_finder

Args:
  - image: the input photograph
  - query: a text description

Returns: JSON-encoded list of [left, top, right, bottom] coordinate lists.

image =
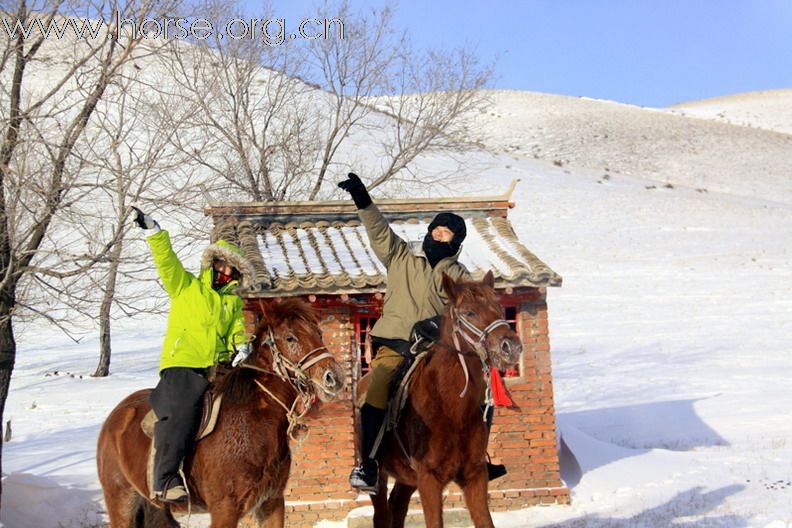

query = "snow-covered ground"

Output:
[[2, 89, 792, 527]]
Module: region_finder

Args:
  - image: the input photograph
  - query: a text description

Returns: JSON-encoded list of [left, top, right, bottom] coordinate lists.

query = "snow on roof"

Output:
[[206, 193, 561, 297]]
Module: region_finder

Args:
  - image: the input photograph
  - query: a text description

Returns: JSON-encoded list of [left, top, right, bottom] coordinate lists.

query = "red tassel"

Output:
[[490, 367, 515, 407]]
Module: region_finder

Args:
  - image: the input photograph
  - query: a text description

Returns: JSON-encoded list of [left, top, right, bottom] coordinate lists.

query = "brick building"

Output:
[[205, 184, 569, 526]]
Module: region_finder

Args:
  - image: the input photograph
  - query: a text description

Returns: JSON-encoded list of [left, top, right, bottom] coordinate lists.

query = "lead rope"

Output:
[[453, 334, 472, 397], [481, 357, 494, 423], [253, 379, 309, 441], [244, 334, 331, 442]]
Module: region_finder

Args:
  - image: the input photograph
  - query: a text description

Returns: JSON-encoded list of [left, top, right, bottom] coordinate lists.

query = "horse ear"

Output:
[[483, 270, 495, 288], [258, 300, 273, 328], [441, 272, 458, 302]]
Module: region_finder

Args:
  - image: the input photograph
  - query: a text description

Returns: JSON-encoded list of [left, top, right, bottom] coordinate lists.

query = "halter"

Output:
[[242, 329, 335, 440], [449, 306, 511, 418]]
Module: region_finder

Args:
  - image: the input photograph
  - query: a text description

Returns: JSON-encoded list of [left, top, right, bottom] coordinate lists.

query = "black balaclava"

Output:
[[422, 212, 467, 268]]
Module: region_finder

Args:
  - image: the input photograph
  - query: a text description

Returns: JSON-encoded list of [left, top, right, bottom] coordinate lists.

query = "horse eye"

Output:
[[465, 310, 476, 317], [285, 334, 298, 343]]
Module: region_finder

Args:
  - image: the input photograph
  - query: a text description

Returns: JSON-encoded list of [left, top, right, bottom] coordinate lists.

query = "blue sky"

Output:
[[251, 1, 792, 107]]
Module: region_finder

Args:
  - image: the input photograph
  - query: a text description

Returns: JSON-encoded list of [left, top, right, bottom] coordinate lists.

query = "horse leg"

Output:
[[101, 480, 138, 528], [388, 481, 416, 528], [207, 501, 243, 528], [255, 496, 285, 528], [370, 474, 391, 528], [416, 473, 445, 528], [460, 469, 494, 528], [98, 428, 139, 528]]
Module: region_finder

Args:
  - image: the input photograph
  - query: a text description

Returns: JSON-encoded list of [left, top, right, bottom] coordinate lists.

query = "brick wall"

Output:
[[486, 291, 570, 509]]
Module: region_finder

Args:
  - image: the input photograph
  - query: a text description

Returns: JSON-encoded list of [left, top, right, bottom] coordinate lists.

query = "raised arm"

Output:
[[146, 230, 193, 299], [132, 207, 193, 298], [338, 173, 408, 268]]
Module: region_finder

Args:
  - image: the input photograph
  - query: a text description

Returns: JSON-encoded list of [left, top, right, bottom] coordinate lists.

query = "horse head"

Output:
[[252, 298, 345, 402], [441, 270, 523, 372]]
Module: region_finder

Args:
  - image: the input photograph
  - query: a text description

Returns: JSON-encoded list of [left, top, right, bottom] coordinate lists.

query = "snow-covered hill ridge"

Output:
[[471, 90, 792, 205], [669, 89, 792, 135]]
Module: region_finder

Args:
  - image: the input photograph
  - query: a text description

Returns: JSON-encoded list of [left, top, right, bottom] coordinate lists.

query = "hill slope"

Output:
[[669, 89, 792, 135], [471, 90, 792, 204]]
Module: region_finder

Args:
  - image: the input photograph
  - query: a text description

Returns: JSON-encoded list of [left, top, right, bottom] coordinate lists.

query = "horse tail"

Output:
[[128, 493, 177, 528]]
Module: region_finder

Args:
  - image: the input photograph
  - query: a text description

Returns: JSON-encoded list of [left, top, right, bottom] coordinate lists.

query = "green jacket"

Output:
[[358, 204, 470, 342], [147, 230, 251, 372]]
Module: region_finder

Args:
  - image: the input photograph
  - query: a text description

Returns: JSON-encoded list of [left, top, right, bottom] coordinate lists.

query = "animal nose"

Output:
[[324, 370, 340, 391], [501, 338, 523, 361]]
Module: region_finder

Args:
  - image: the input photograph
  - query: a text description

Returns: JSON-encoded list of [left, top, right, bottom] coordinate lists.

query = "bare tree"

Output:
[[303, 2, 492, 196], [365, 46, 492, 189], [73, 64, 198, 377], [155, 0, 321, 202], [159, 0, 492, 203], [0, 0, 180, 502]]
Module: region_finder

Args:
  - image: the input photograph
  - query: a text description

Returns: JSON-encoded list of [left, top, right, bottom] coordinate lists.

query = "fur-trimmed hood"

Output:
[[200, 239, 254, 289]]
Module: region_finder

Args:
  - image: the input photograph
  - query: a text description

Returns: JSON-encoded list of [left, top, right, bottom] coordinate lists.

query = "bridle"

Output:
[[241, 329, 336, 440], [449, 306, 511, 415]]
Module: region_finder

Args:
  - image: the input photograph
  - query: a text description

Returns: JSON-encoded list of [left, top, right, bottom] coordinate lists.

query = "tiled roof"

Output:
[[206, 188, 561, 297]]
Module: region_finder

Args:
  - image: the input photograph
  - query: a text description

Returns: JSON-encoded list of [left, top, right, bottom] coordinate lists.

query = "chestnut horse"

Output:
[[96, 298, 345, 528], [370, 271, 522, 528]]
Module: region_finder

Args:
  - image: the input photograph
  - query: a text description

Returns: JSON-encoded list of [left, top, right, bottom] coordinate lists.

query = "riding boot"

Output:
[[483, 405, 507, 481], [349, 403, 387, 493]]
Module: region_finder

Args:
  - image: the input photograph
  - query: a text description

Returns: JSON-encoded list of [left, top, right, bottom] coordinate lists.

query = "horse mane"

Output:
[[452, 276, 499, 311], [212, 368, 263, 407], [264, 297, 320, 329], [212, 297, 320, 407]]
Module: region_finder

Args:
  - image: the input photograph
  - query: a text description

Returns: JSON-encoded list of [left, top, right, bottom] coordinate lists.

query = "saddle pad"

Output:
[[386, 351, 428, 430], [140, 391, 224, 441]]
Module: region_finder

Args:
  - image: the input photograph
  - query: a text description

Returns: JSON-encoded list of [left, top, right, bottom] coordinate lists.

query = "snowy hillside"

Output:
[[471, 90, 792, 205], [2, 80, 792, 527], [669, 89, 792, 135]]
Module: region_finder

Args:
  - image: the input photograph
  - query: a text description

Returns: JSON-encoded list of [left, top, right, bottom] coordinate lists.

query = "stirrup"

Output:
[[156, 474, 188, 503], [349, 461, 379, 495], [160, 484, 188, 503]]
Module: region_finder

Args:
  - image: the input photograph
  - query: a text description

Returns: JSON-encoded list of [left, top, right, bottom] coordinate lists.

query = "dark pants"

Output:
[[149, 367, 208, 492]]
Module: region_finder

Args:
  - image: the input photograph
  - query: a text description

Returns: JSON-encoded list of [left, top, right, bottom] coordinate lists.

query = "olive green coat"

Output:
[[358, 204, 470, 342]]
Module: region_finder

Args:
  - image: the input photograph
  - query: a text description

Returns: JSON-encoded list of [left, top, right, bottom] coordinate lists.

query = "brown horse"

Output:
[[370, 271, 522, 528], [96, 298, 345, 528]]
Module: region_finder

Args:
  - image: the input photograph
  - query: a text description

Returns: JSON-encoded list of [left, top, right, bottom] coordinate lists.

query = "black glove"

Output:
[[338, 172, 372, 209], [131, 206, 160, 232]]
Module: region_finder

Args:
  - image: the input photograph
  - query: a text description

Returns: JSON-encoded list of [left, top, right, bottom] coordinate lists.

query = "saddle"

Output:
[[383, 317, 442, 431], [140, 389, 224, 442], [141, 389, 223, 500]]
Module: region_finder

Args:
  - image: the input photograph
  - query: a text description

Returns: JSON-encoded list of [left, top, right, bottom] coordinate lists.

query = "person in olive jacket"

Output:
[[338, 173, 470, 493], [133, 207, 253, 503]]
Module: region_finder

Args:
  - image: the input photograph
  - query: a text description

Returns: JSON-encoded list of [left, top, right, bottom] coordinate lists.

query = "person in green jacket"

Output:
[[338, 173, 471, 493], [133, 207, 253, 503]]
